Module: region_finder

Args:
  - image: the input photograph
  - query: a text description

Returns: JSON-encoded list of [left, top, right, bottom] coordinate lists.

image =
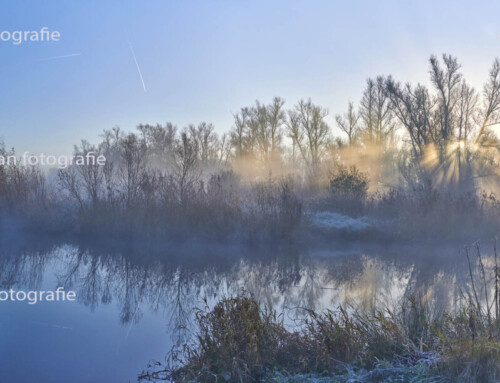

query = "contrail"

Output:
[[39, 53, 82, 61], [33, 321, 73, 330], [129, 43, 147, 93]]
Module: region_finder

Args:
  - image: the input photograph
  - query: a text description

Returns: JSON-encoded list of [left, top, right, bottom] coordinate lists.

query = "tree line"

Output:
[[1, 54, 500, 239]]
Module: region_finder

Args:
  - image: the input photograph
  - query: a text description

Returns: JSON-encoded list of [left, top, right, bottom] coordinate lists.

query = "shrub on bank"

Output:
[[140, 290, 500, 382], [328, 165, 369, 213]]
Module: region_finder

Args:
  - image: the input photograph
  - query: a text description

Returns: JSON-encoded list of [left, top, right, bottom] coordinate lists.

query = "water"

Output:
[[0, 239, 493, 382]]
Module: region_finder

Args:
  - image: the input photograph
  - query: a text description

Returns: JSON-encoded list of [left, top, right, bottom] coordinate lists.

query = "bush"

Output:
[[329, 165, 369, 201], [373, 188, 499, 240], [141, 276, 500, 382], [326, 165, 369, 214], [139, 296, 440, 382], [140, 296, 289, 383], [248, 178, 303, 239]]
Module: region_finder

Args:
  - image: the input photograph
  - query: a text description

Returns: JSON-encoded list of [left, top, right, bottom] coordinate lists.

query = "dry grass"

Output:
[[139, 244, 500, 383]]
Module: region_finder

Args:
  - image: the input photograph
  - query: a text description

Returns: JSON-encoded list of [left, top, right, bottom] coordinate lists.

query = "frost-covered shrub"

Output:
[[329, 165, 368, 201], [327, 165, 368, 213]]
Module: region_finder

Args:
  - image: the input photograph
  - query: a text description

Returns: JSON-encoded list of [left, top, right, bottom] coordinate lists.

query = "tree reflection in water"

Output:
[[0, 240, 488, 344]]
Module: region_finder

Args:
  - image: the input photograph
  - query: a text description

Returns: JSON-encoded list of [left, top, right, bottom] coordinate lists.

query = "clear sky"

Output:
[[1, 0, 500, 156]]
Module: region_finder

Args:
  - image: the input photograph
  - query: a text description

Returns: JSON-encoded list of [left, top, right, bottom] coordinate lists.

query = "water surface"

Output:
[[0, 240, 491, 382]]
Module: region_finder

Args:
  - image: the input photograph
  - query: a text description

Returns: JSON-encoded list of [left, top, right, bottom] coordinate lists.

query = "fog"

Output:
[[1, 55, 500, 246]]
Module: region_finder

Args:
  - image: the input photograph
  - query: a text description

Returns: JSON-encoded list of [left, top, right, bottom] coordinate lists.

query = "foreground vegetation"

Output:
[[140, 244, 500, 383], [140, 295, 500, 382]]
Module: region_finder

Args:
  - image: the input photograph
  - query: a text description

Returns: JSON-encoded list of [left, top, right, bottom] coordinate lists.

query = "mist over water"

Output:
[[2, 51, 500, 381], [0, 239, 495, 382]]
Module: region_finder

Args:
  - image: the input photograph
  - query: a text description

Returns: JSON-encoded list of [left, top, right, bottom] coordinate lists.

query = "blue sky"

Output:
[[1, 0, 500, 156]]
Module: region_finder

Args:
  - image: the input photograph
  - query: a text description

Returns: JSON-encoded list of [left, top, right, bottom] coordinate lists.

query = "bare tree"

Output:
[[265, 97, 286, 160], [230, 108, 249, 158], [476, 58, 500, 145], [386, 54, 500, 190], [360, 76, 395, 145], [287, 99, 330, 171], [188, 122, 219, 166], [137, 123, 177, 168], [74, 140, 103, 207], [335, 101, 360, 145], [359, 76, 395, 146], [429, 54, 462, 145], [174, 132, 199, 205], [229, 98, 286, 165], [218, 133, 231, 164], [119, 133, 147, 207]]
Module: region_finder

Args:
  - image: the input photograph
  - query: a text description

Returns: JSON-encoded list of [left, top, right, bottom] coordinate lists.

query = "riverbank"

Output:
[[140, 292, 500, 383]]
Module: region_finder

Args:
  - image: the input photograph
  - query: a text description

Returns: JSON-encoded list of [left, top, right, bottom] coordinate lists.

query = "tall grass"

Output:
[[140, 244, 500, 383]]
